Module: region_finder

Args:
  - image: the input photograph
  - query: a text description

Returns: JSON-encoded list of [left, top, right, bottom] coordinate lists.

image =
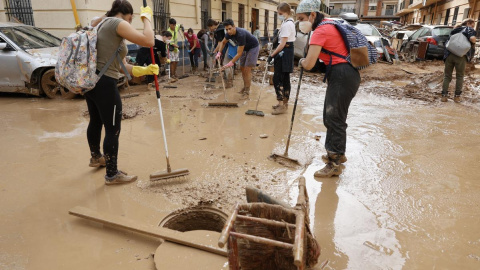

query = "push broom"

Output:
[[207, 58, 238, 107], [270, 33, 311, 166], [142, 0, 189, 181]]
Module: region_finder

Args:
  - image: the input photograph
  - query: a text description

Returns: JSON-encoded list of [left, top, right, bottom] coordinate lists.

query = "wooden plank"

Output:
[[218, 203, 239, 248], [230, 232, 294, 249], [69, 206, 227, 257], [237, 214, 296, 229]]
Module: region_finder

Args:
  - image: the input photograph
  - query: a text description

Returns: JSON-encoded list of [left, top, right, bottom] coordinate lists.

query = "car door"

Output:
[[0, 32, 25, 92]]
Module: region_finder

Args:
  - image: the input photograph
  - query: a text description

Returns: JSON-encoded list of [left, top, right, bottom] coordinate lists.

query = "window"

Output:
[[153, 0, 170, 32], [222, 2, 227, 22], [369, 6, 377, 11], [200, 0, 210, 30], [273, 12, 277, 32], [452, 6, 459, 25], [444, 8, 450, 25], [264, 10, 269, 37], [4, 0, 35, 26], [238, 4, 245, 28]]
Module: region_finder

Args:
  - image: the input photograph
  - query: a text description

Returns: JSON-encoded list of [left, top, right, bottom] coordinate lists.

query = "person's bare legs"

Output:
[[171, 62, 178, 78]]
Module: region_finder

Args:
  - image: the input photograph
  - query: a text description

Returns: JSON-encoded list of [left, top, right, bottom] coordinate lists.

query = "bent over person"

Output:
[[87, 0, 158, 185], [297, 0, 360, 178], [216, 19, 260, 98]]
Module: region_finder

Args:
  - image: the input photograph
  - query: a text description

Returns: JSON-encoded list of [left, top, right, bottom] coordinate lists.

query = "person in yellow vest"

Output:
[[166, 18, 184, 82]]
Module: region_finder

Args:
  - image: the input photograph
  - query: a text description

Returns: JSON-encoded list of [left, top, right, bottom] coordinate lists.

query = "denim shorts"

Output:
[[239, 45, 260, 67]]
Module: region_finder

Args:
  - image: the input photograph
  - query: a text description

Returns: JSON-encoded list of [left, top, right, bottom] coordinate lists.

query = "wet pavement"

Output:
[[0, 62, 480, 269]]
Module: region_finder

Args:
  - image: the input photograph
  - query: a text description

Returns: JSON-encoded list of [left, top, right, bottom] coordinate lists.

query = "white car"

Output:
[[353, 23, 391, 56], [0, 22, 125, 99]]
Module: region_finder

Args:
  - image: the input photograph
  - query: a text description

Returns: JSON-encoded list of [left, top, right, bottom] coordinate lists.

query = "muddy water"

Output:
[[0, 65, 480, 269]]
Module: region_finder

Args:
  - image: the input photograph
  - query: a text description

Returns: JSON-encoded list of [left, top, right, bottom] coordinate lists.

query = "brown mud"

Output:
[[1, 61, 480, 269]]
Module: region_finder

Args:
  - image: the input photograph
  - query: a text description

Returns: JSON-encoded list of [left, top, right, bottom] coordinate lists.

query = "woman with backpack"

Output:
[[87, 0, 158, 185], [297, 0, 360, 178], [269, 2, 296, 115]]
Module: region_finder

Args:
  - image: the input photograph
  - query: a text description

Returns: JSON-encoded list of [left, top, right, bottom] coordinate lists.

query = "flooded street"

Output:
[[1, 62, 480, 269]]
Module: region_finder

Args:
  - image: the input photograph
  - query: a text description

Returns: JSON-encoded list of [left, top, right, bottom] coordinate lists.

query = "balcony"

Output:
[[330, 8, 356, 16]]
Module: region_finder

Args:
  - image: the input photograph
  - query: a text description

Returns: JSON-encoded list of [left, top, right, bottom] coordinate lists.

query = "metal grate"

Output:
[[200, 0, 210, 30], [153, 0, 170, 32], [4, 0, 35, 26]]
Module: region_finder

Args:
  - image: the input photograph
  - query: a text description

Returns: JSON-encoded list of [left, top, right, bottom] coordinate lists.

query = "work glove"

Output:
[[187, 49, 191, 53], [132, 64, 159, 77], [215, 52, 222, 60], [140, 6, 153, 23], [166, 59, 171, 64], [267, 55, 273, 63], [222, 61, 234, 70]]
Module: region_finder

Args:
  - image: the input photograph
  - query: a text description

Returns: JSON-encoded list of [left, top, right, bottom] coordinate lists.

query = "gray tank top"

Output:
[[96, 17, 128, 79]]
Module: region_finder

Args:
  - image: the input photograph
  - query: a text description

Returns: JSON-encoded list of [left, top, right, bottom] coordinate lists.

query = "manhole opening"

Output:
[[159, 207, 228, 233]]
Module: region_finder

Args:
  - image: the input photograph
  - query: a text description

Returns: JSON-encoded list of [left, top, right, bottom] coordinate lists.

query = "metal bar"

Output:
[[230, 232, 294, 249], [218, 203, 239, 248], [237, 214, 296, 229], [293, 211, 305, 267]]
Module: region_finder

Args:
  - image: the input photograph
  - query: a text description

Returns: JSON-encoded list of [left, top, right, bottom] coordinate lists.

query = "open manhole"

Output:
[[159, 206, 228, 232]]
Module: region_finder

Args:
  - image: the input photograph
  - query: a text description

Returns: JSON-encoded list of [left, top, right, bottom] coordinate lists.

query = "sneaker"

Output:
[[454, 96, 461, 103], [170, 77, 178, 83], [441, 96, 448, 102], [272, 105, 287, 115], [322, 154, 347, 164], [314, 162, 342, 178], [105, 170, 138, 185], [239, 92, 250, 100], [89, 155, 106, 167], [237, 87, 246, 94]]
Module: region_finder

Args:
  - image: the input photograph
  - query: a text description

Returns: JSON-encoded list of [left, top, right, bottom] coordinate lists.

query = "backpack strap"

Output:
[[97, 44, 132, 81]]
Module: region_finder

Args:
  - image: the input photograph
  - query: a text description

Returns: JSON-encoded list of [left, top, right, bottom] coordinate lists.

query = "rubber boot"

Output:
[[314, 152, 343, 178], [321, 154, 347, 164]]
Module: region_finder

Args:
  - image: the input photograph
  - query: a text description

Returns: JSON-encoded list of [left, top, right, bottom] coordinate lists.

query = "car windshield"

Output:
[[0, 26, 60, 50], [354, 24, 381, 36], [433, 27, 452, 36]]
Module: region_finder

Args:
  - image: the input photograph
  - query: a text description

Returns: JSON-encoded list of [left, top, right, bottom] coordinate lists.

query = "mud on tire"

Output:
[[41, 69, 76, 99]]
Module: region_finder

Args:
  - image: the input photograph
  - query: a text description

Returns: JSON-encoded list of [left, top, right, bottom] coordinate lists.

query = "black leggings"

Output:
[[324, 63, 360, 155], [85, 75, 122, 177]]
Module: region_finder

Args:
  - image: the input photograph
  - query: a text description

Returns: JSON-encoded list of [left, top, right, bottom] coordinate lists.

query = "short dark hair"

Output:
[[162, 30, 172, 37], [187, 28, 194, 34], [169, 18, 176, 25], [207, 19, 219, 27], [106, 0, 133, 17], [223, 19, 235, 27]]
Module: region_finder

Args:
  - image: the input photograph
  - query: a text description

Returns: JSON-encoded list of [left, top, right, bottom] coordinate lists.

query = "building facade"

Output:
[[355, 0, 400, 21], [396, 0, 480, 35], [0, 0, 326, 39]]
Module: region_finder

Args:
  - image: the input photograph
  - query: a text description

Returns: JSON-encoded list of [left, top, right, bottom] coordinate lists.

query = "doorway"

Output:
[[251, 8, 259, 34]]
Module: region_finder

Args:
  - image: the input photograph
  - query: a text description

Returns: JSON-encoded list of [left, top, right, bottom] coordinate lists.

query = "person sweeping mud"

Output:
[[216, 19, 260, 98], [87, 0, 158, 185], [297, 0, 360, 178], [441, 18, 477, 103], [269, 2, 296, 115]]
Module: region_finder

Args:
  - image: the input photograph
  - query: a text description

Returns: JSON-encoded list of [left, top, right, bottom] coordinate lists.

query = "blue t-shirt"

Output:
[[225, 27, 259, 51]]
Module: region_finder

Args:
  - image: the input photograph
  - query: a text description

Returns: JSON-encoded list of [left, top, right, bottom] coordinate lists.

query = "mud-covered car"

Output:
[[0, 22, 125, 99]]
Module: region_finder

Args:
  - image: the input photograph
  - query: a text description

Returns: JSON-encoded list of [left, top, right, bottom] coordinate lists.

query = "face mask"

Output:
[[278, 15, 285, 21], [188, 34, 192, 37], [299, 21, 312, 33]]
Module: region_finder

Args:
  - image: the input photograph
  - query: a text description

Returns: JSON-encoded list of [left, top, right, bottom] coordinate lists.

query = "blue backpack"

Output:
[[318, 20, 377, 81]]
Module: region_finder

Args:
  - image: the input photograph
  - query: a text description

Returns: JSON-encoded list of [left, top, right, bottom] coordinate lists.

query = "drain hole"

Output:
[[159, 206, 228, 232]]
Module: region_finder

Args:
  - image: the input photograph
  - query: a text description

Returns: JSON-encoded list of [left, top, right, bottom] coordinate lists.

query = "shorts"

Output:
[[169, 50, 179, 62], [239, 45, 260, 67]]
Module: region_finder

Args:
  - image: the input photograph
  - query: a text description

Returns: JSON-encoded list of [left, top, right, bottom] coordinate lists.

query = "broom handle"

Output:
[[284, 33, 311, 156], [218, 58, 228, 102], [143, 0, 171, 172]]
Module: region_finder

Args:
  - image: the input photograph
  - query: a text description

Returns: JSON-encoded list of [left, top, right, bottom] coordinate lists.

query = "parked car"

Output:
[[353, 23, 391, 57], [400, 25, 453, 59], [293, 18, 351, 59], [0, 22, 125, 99], [390, 24, 423, 40]]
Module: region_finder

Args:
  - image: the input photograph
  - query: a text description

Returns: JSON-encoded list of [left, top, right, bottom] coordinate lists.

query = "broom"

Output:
[[142, 0, 189, 181], [270, 33, 311, 166], [208, 58, 238, 107]]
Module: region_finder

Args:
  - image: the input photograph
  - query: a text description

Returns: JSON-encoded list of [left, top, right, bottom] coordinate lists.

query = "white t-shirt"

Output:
[[279, 19, 296, 43]]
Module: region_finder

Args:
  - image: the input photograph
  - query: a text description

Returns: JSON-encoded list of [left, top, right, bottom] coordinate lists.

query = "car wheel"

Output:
[[41, 69, 76, 99]]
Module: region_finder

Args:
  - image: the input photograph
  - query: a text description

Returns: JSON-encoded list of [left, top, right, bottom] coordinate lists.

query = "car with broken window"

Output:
[[0, 22, 125, 99], [400, 25, 453, 60]]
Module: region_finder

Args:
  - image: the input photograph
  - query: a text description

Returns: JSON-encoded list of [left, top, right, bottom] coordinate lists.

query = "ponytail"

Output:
[[106, 0, 133, 17], [312, 12, 326, 30]]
